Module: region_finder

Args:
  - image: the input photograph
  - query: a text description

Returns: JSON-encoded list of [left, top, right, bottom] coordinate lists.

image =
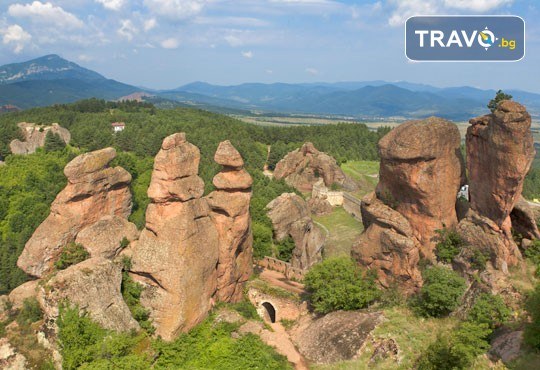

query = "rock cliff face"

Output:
[[267, 193, 325, 270], [511, 197, 540, 241], [274, 142, 355, 192], [17, 148, 133, 277], [207, 141, 253, 303], [130, 135, 254, 340], [10, 122, 70, 155], [376, 117, 464, 257], [458, 101, 536, 272], [130, 133, 219, 341]]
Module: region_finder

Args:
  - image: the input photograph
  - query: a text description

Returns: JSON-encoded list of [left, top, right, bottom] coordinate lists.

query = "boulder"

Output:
[[39, 257, 139, 332], [130, 133, 219, 341], [10, 122, 70, 155], [489, 329, 523, 364], [376, 117, 464, 257], [0, 338, 28, 370], [308, 196, 333, 216], [267, 193, 325, 270], [510, 197, 540, 241], [8, 280, 39, 310], [17, 148, 132, 277], [467, 101, 535, 228], [274, 142, 355, 192], [293, 311, 383, 364], [75, 216, 139, 259], [352, 193, 422, 292], [207, 141, 253, 303]]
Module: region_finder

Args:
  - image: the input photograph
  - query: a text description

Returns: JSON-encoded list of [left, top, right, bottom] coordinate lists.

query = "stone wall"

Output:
[[257, 257, 306, 281], [247, 287, 307, 322], [312, 179, 343, 206], [343, 193, 362, 221]]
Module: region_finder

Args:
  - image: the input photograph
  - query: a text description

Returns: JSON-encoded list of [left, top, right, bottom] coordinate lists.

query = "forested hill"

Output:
[[0, 99, 387, 294]]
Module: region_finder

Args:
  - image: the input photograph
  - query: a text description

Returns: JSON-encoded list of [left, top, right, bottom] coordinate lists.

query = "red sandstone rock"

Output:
[[17, 148, 132, 277], [10, 122, 70, 155], [510, 197, 540, 241]]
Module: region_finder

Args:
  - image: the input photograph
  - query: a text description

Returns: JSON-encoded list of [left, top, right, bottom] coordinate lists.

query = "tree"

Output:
[[414, 266, 466, 317], [304, 257, 380, 314], [488, 89, 512, 113], [44, 131, 66, 152], [434, 228, 463, 263], [467, 293, 510, 330]]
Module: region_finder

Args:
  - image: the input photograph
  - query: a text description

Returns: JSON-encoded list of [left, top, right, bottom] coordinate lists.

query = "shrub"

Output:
[[468, 293, 510, 330], [275, 236, 296, 262], [44, 131, 66, 152], [524, 240, 540, 276], [434, 228, 463, 263], [16, 297, 43, 326], [55, 242, 89, 270], [230, 300, 259, 321], [121, 257, 154, 333], [525, 284, 540, 350], [414, 266, 466, 317], [304, 257, 380, 314], [418, 322, 491, 370], [488, 90, 512, 113]]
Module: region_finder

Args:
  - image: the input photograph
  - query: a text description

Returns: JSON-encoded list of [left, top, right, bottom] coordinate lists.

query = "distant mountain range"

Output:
[[1, 55, 539, 120]]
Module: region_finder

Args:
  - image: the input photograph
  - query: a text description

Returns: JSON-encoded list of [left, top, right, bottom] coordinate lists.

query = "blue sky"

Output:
[[0, 0, 539, 92]]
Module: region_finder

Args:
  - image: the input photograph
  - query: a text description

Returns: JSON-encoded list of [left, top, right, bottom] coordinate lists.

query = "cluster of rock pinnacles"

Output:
[[353, 100, 538, 292], [11, 100, 538, 344], [16, 134, 252, 340]]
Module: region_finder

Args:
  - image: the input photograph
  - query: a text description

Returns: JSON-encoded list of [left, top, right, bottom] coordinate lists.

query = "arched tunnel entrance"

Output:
[[262, 302, 276, 323]]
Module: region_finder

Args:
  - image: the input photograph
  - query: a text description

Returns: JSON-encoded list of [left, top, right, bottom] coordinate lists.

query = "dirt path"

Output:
[[259, 269, 306, 295], [260, 322, 309, 370]]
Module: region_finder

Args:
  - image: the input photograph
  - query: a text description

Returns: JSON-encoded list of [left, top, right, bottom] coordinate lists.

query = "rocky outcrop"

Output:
[[376, 117, 464, 257], [207, 140, 253, 303], [308, 196, 333, 216], [10, 122, 70, 155], [0, 338, 28, 370], [267, 193, 324, 270], [467, 101, 535, 227], [17, 148, 132, 277], [352, 193, 422, 291], [130, 133, 220, 341], [274, 142, 356, 192], [510, 197, 540, 241], [292, 311, 383, 364], [7, 280, 38, 310], [75, 215, 139, 259], [38, 257, 139, 332], [458, 101, 536, 272]]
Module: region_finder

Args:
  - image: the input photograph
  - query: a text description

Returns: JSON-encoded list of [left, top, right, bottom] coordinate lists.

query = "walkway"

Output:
[[259, 269, 306, 295]]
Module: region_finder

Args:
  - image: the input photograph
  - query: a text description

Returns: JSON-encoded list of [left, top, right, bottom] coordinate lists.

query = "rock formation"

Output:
[[376, 117, 464, 256], [458, 101, 536, 272], [130, 133, 219, 341], [10, 122, 70, 155], [38, 257, 139, 332], [351, 193, 422, 291], [308, 196, 333, 216], [130, 135, 253, 340], [207, 140, 253, 303], [510, 197, 540, 241], [274, 142, 356, 192], [267, 193, 325, 270], [353, 117, 463, 291], [17, 148, 132, 277]]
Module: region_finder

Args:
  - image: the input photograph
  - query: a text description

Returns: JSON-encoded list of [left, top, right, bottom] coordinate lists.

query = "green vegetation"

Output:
[[120, 257, 154, 333], [467, 293, 510, 330], [413, 266, 466, 318], [340, 160, 379, 197], [44, 131, 66, 152], [524, 239, 540, 276], [16, 297, 43, 326], [54, 242, 90, 270], [488, 89, 513, 113], [275, 236, 296, 262], [525, 283, 540, 350], [57, 305, 291, 370], [304, 257, 380, 314], [434, 228, 464, 264], [314, 207, 363, 258]]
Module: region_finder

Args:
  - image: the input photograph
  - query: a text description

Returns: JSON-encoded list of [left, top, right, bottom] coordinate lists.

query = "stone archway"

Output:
[[262, 301, 276, 323]]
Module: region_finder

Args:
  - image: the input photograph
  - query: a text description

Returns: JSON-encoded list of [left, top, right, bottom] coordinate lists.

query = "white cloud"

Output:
[[161, 37, 179, 48], [224, 34, 243, 47], [78, 54, 93, 62], [2, 24, 32, 53], [144, 0, 208, 20], [444, 0, 513, 12], [265, 69, 273, 74], [241, 50, 253, 58], [118, 19, 137, 41], [95, 0, 126, 11], [194, 16, 270, 27], [305, 67, 318, 75], [8, 1, 84, 29], [144, 18, 157, 31]]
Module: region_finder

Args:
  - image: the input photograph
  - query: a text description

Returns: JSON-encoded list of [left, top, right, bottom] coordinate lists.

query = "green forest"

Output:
[[0, 99, 387, 294]]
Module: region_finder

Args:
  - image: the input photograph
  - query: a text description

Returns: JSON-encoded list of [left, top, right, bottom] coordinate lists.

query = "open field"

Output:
[[314, 207, 363, 258], [341, 160, 379, 198]]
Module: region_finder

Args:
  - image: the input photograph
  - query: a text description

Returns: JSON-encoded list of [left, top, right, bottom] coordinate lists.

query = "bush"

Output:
[[524, 240, 540, 276], [414, 266, 466, 317], [121, 257, 154, 333], [230, 300, 259, 321], [275, 236, 296, 262], [418, 322, 491, 370], [468, 293, 510, 330], [55, 242, 89, 270], [16, 297, 43, 326], [304, 257, 380, 314], [434, 228, 463, 263], [44, 131, 66, 152], [525, 284, 540, 350]]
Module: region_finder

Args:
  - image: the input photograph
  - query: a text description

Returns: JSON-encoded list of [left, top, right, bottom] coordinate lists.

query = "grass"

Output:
[[340, 160, 379, 197], [314, 207, 363, 258]]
